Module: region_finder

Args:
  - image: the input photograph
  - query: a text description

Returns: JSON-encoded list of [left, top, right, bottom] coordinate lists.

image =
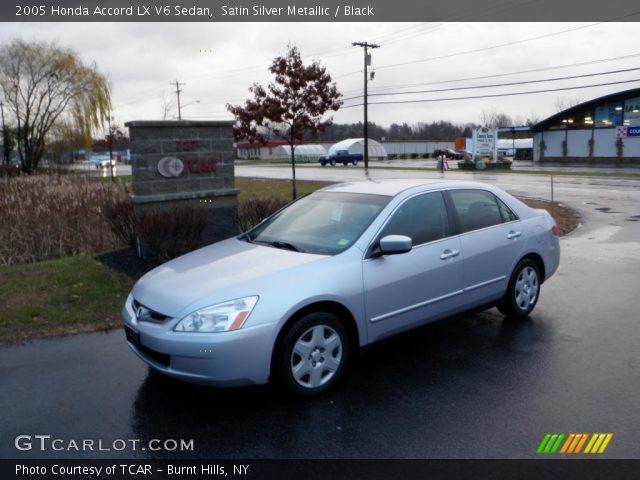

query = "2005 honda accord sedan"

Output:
[[123, 179, 560, 395]]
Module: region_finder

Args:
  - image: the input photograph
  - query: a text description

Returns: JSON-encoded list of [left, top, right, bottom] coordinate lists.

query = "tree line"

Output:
[[306, 120, 478, 142]]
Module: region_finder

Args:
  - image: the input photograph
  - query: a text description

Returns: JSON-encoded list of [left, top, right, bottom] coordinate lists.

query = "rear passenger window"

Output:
[[380, 192, 449, 246], [449, 190, 503, 233], [496, 197, 519, 222]]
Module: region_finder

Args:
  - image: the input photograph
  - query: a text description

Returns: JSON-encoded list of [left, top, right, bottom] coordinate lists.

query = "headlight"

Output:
[[174, 296, 259, 333]]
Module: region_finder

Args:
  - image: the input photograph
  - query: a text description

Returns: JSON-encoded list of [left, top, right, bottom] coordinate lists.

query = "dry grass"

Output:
[[0, 174, 128, 265]]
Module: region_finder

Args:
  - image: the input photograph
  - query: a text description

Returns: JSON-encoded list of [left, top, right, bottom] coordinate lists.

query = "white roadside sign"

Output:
[[472, 127, 498, 161]]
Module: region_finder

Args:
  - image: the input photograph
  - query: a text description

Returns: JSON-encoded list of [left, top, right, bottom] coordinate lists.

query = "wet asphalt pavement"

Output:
[[1, 167, 639, 460]]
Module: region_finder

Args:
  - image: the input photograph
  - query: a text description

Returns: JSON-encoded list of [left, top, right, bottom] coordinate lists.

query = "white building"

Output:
[[531, 88, 640, 163], [323, 138, 388, 160]]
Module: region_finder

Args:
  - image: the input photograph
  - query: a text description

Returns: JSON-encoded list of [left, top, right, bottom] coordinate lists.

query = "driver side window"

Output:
[[379, 192, 449, 246]]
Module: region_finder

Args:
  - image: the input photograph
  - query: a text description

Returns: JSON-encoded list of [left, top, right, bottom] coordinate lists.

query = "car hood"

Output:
[[132, 238, 326, 318]]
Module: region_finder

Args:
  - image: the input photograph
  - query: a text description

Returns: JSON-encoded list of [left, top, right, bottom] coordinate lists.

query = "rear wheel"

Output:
[[498, 259, 541, 318], [320, 161, 326, 167], [275, 312, 349, 396]]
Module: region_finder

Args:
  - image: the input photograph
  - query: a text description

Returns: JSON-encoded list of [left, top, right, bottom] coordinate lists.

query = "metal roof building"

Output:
[[531, 88, 640, 163]]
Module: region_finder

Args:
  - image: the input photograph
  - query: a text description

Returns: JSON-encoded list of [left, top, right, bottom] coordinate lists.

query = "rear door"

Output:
[[446, 189, 524, 307]]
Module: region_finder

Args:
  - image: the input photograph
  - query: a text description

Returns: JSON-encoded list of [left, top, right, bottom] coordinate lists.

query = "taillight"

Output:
[[552, 224, 559, 236]]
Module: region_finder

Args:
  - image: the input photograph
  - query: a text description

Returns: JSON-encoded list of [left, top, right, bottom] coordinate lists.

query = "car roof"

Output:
[[318, 178, 497, 197]]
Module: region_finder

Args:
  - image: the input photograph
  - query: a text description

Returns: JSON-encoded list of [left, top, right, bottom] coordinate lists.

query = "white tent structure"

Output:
[[328, 138, 387, 160], [274, 144, 327, 158]]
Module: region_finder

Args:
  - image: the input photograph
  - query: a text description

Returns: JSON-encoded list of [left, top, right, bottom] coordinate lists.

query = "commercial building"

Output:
[[531, 88, 640, 163]]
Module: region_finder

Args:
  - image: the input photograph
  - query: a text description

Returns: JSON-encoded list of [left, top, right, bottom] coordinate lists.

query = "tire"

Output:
[[275, 312, 349, 396], [343, 161, 348, 166], [330, 159, 336, 166], [320, 161, 326, 167], [498, 258, 541, 318], [352, 159, 358, 166]]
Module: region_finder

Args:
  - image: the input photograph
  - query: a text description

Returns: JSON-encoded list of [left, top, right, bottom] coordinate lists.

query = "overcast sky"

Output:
[[1, 22, 640, 131]]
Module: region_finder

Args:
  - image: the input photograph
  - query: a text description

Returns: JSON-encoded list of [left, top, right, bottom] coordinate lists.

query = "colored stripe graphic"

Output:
[[584, 433, 613, 454], [539, 433, 613, 454], [537, 433, 565, 454]]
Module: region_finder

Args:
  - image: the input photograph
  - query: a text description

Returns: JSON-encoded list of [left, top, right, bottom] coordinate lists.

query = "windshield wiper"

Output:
[[255, 240, 302, 252]]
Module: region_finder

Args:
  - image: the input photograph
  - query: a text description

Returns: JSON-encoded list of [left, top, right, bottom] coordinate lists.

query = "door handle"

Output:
[[440, 249, 460, 260], [507, 230, 522, 239]]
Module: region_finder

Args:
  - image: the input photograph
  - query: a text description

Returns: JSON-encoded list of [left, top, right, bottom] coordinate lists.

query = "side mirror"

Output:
[[377, 235, 412, 256]]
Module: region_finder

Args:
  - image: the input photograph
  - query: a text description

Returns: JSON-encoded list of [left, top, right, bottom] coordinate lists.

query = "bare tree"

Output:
[[480, 108, 514, 129], [160, 93, 176, 120], [227, 45, 342, 200], [554, 97, 582, 113], [0, 39, 111, 173]]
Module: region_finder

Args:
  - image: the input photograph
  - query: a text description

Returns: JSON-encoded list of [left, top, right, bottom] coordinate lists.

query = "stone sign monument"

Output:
[[126, 120, 238, 258]]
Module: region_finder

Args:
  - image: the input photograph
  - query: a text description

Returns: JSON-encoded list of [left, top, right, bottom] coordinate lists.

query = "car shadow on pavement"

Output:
[[128, 309, 552, 459]]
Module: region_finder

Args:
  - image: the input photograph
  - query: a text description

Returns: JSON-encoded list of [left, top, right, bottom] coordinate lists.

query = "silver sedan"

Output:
[[122, 179, 560, 395]]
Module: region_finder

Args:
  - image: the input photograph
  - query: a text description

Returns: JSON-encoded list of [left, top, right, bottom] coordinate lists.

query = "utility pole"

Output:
[[107, 114, 115, 182], [352, 41, 379, 170], [171, 80, 185, 120]]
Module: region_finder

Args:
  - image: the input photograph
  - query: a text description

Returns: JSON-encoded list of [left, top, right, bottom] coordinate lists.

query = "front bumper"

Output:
[[122, 297, 276, 387]]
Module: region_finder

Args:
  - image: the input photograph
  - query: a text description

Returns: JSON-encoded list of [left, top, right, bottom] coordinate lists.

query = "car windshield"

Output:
[[245, 191, 391, 255]]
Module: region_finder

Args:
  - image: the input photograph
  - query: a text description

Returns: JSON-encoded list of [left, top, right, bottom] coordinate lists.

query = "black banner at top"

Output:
[[2, 0, 640, 22]]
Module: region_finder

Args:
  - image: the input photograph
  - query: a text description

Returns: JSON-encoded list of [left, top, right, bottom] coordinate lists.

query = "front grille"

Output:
[[132, 299, 170, 323]]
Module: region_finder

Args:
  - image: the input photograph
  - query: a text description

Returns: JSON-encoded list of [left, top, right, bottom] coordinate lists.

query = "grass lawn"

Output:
[[0, 177, 578, 345], [0, 255, 133, 344], [236, 177, 330, 202]]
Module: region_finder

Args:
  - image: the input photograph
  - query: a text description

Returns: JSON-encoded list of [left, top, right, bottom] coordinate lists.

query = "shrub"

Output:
[[616, 137, 624, 158], [0, 173, 127, 265], [136, 206, 207, 262], [102, 195, 136, 248], [539, 139, 546, 160], [236, 197, 289, 233], [0, 165, 21, 178]]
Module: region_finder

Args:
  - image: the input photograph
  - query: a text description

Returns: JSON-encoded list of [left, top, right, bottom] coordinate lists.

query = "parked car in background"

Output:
[[433, 148, 465, 160], [319, 150, 363, 166], [86, 155, 116, 169], [123, 179, 560, 395]]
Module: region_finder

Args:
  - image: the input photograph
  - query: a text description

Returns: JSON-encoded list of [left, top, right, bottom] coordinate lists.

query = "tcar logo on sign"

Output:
[[157, 157, 184, 177], [537, 432, 613, 454]]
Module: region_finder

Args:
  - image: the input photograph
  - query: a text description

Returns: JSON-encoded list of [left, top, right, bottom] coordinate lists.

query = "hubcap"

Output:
[[514, 266, 539, 311], [291, 325, 342, 389]]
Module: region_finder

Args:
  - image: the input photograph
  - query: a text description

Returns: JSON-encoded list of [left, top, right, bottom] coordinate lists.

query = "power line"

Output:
[[363, 51, 640, 94], [340, 78, 640, 109], [340, 66, 640, 102], [337, 18, 640, 81], [376, 22, 606, 71]]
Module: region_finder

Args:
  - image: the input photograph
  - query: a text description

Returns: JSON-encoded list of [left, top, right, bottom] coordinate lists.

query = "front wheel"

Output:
[[352, 159, 358, 166], [330, 159, 336, 166], [498, 259, 541, 318], [275, 312, 349, 396]]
